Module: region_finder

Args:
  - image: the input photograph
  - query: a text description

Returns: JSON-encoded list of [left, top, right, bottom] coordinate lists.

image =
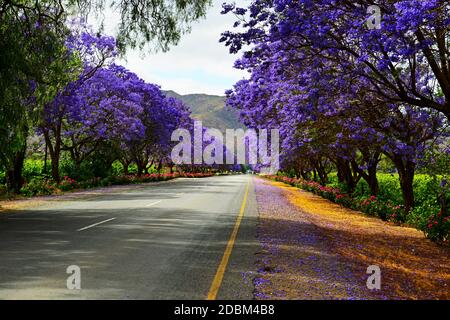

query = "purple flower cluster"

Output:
[[39, 23, 193, 182], [221, 0, 450, 213]]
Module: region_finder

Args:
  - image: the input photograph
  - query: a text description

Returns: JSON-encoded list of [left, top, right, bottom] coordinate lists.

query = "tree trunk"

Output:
[[337, 158, 356, 192], [336, 159, 346, 184], [366, 163, 379, 196], [157, 159, 162, 172], [317, 167, 328, 185], [136, 158, 146, 177], [6, 145, 26, 194], [43, 128, 61, 183], [136, 164, 144, 177], [51, 156, 60, 183], [300, 169, 309, 180], [144, 160, 154, 175], [391, 156, 415, 214], [352, 156, 380, 196], [120, 159, 130, 175], [398, 164, 415, 214], [43, 140, 48, 175]]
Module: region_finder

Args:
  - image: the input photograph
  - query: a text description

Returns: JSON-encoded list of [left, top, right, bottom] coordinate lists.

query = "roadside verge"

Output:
[[254, 177, 450, 299]]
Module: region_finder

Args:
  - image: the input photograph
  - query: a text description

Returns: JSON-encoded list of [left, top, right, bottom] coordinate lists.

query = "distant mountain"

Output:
[[164, 90, 244, 131]]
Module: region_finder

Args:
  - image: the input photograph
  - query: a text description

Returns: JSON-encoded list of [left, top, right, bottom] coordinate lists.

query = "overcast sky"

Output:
[[96, 1, 248, 96]]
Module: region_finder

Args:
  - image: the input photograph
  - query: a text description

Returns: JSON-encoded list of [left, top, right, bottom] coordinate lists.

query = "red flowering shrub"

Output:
[[106, 172, 214, 185], [356, 196, 380, 216], [335, 193, 353, 207], [265, 176, 405, 223], [424, 210, 450, 245], [386, 204, 405, 223], [20, 178, 59, 196], [20, 172, 216, 197], [59, 176, 79, 191], [317, 185, 340, 202], [179, 172, 214, 178]]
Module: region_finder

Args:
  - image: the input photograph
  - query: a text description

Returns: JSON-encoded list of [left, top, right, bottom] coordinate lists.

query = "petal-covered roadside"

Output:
[[253, 177, 450, 300]]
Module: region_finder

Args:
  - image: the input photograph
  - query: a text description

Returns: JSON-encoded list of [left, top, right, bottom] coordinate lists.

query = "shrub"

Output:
[[61, 161, 93, 181], [318, 185, 340, 202], [16, 171, 214, 198], [353, 195, 404, 221], [0, 184, 7, 196], [111, 161, 124, 176], [264, 174, 444, 244], [59, 176, 79, 191], [20, 178, 58, 196], [179, 172, 214, 178], [423, 210, 450, 245], [22, 159, 48, 181], [374, 174, 404, 205], [335, 193, 353, 208]]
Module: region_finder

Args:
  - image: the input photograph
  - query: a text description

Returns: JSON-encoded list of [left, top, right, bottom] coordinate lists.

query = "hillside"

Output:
[[164, 90, 244, 131]]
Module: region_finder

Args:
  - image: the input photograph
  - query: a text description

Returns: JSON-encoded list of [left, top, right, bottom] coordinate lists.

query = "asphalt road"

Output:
[[0, 175, 258, 299]]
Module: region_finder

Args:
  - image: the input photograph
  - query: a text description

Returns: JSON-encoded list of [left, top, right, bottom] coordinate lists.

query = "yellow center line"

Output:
[[206, 178, 250, 300]]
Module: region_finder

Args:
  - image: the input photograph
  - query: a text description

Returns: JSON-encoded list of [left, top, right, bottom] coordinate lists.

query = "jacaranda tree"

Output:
[[222, 0, 450, 215]]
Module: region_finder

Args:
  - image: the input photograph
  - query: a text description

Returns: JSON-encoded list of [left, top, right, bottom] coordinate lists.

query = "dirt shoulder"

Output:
[[254, 177, 450, 300]]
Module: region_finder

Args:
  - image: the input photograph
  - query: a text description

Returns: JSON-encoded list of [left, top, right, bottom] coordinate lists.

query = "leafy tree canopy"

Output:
[[1, 0, 213, 52]]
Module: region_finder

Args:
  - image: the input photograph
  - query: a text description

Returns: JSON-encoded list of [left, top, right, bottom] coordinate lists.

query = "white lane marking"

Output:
[[145, 200, 162, 207], [176, 193, 185, 196], [77, 218, 116, 232]]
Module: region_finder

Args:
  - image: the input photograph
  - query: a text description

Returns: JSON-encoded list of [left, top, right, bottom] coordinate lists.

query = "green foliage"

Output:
[[17, 172, 214, 198], [111, 161, 123, 176], [73, 0, 212, 52], [59, 155, 114, 181], [423, 210, 450, 245], [20, 178, 58, 196], [268, 174, 447, 244], [0, 184, 7, 196], [413, 175, 441, 205], [352, 196, 404, 222], [0, 1, 73, 186], [352, 174, 404, 205], [22, 159, 48, 181], [19, 158, 165, 185], [418, 147, 450, 176], [58, 176, 79, 191], [349, 174, 444, 226], [330, 173, 442, 214], [128, 164, 138, 174]]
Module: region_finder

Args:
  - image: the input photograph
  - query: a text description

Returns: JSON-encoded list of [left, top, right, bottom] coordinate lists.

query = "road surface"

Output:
[[0, 175, 258, 299]]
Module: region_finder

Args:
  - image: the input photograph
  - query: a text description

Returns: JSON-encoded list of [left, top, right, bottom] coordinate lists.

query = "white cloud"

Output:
[[92, 1, 248, 95], [144, 74, 234, 96]]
